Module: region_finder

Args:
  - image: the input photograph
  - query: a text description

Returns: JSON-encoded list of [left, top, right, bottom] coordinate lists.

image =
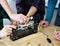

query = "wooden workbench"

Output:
[[0, 26, 60, 46], [38, 26, 60, 46]]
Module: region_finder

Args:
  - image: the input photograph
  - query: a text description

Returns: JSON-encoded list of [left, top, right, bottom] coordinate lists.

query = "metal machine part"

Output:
[[17, 20, 34, 30], [10, 17, 38, 41]]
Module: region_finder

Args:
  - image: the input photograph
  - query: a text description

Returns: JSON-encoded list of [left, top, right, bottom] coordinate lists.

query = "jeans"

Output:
[[45, 0, 60, 26]]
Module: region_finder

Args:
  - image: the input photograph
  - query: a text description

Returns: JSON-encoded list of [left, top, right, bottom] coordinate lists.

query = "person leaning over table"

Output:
[[0, 0, 28, 29], [15, 0, 45, 24], [39, 0, 60, 41], [40, 0, 60, 27], [0, 0, 28, 37]]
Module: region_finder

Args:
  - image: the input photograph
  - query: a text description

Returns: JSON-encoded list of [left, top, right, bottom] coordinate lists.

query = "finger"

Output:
[[54, 33, 60, 39], [56, 37, 60, 41], [7, 31, 12, 34], [11, 19, 19, 24], [7, 32, 11, 36], [23, 16, 28, 23], [19, 17, 24, 24], [40, 22, 46, 27], [4, 25, 16, 30], [6, 28, 12, 36], [40, 21, 45, 26], [54, 31, 60, 35], [25, 18, 30, 24], [10, 25, 16, 29], [7, 28, 12, 33], [23, 16, 27, 21], [13, 21, 18, 26], [57, 33, 60, 38], [39, 22, 42, 26], [39, 22, 43, 26]]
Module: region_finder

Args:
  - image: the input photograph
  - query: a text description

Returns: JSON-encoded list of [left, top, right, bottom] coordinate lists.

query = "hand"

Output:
[[9, 14, 27, 24], [39, 20, 49, 27], [25, 16, 30, 24], [0, 25, 16, 37], [54, 31, 60, 41]]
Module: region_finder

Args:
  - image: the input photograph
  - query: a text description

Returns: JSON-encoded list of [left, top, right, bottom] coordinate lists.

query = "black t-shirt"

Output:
[[15, 0, 45, 23]]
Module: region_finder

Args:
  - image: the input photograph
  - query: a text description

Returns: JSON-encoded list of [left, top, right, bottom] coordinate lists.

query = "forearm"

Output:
[[26, 6, 37, 17], [0, 0, 13, 16], [0, 30, 5, 37], [0, 30, 2, 37]]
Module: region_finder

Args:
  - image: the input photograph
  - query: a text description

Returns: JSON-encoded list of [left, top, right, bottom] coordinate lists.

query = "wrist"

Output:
[[8, 13, 14, 18], [26, 14, 31, 17], [45, 19, 50, 24], [26, 15, 30, 18], [0, 30, 5, 37], [0, 29, 7, 37]]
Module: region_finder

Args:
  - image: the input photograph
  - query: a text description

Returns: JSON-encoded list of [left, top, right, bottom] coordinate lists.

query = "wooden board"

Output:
[[38, 26, 60, 46], [0, 26, 60, 46]]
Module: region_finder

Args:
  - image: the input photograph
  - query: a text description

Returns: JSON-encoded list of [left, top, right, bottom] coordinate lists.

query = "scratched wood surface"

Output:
[[0, 26, 60, 46], [38, 26, 60, 46]]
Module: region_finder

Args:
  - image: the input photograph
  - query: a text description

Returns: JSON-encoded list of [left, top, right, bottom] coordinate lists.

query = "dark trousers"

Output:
[[55, 3, 60, 26], [45, 0, 60, 26]]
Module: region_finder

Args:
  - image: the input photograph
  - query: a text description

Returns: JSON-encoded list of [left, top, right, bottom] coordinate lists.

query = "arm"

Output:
[[0, 0, 27, 24], [0, 0, 13, 16], [0, 25, 16, 37], [26, 6, 37, 17], [26, 0, 41, 17]]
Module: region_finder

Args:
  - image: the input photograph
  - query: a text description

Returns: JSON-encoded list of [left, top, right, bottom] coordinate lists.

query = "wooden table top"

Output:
[[38, 26, 60, 46], [0, 26, 60, 46]]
